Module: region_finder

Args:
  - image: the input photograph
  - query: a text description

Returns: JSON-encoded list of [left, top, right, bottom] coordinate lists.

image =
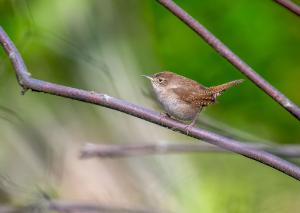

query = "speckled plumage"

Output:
[[145, 71, 243, 124]]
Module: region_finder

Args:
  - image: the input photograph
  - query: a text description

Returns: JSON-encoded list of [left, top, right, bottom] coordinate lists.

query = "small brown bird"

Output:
[[143, 71, 243, 130]]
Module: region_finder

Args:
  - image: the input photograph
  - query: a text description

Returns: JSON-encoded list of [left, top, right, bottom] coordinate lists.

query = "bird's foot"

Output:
[[184, 118, 198, 135], [161, 112, 171, 118], [158, 113, 181, 132], [158, 112, 171, 123], [184, 124, 194, 135]]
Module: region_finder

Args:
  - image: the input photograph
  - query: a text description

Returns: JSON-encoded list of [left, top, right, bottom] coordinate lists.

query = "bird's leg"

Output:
[[162, 112, 171, 118], [158, 112, 171, 123], [184, 107, 202, 135], [159, 112, 171, 119], [184, 116, 198, 135], [158, 112, 182, 132]]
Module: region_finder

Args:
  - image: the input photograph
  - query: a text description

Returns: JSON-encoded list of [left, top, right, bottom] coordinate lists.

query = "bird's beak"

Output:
[[141, 74, 154, 81]]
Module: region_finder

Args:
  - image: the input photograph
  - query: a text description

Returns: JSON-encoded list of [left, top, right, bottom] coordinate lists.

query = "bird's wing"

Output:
[[172, 87, 215, 107]]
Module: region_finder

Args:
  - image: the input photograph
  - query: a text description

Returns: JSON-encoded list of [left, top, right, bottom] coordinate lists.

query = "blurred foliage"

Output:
[[0, 0, 300, 212]]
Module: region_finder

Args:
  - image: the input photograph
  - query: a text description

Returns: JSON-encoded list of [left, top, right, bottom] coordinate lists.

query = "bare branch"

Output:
[[1, 27, 300, 180], [156, 0, 300, 120], [80, 143, 300, 159], [0, 200, 162, 213], [274, 0, 300, 16]]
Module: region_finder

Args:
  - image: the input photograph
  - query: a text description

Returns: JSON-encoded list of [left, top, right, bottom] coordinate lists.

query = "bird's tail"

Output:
[[206, 79, 244, 95]]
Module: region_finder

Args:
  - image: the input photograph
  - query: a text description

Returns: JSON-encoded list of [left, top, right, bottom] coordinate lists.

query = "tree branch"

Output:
[[80, 143, 300, 159], [156, 0, 300, 121], [1, 26, 300, 180], [0, 200, 162, 213], [274, 0, 300, 16]]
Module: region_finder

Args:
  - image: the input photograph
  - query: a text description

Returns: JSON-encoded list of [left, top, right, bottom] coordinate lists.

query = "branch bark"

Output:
[[156, 0, 300, 121], [274, 0, 300, 16], [0, 200, 161, 213], [1, 26, 300, 180], [80, 143, 300, 159]]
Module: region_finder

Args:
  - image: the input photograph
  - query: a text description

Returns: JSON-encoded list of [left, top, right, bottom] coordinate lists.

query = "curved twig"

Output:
[[156, 0, 300, 121], [80, 143, 300, 159], [1, 26, 300, 180], [274, 0, 300, 16]]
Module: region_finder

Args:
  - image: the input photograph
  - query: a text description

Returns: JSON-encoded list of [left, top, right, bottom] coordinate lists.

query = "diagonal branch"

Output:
[[274, 0, 300, 16], [80, 143, 300, 159], [156, 0, 300, 121], [1, 26, 300, 180]]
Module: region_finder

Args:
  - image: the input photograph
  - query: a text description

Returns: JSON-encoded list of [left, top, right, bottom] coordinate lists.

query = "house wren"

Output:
[[143, 71, 243, 130]]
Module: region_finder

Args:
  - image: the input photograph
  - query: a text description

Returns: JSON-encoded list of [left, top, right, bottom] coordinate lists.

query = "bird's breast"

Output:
[[155, 88, 199, 121]]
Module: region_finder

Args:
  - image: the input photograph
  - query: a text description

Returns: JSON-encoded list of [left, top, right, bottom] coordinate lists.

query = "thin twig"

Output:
[[80, 143, 300, 159], [1, 27, 300, 180], [156, 0, 300, 121], [0, 200, 162, 213], [274, 0, 300, 16]]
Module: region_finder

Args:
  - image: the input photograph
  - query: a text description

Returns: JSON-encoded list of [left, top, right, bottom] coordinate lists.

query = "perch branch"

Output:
[[156, 0, 300, 120], [80, 143, 300, 159], [1, 26, 300, 180], [274, 0, 300, 16]]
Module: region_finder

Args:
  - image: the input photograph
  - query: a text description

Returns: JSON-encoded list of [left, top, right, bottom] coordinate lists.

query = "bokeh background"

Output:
[[0, 0, 300, 212]]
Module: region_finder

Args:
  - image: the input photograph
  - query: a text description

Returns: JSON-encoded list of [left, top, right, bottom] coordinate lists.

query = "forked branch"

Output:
[[156, 0, 300, 120], [1, 26, 300, 180]]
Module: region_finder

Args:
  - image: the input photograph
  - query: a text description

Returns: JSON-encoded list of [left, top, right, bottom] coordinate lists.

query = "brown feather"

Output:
[[206, 79, 244, 95], [172, 87, 216, 107], [171, 78, 243, 107], [155, 72, 206, 90]]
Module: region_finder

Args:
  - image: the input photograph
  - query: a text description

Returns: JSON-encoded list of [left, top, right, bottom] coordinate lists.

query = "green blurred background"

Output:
[[0, 0, 300, 212]]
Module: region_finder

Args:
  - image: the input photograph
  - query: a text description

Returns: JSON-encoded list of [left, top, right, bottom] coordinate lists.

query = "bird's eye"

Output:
[[158, 78, 163, 83]]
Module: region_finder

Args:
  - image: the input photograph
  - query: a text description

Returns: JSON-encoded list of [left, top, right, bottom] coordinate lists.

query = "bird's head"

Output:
[[142, 71, 175, 91]]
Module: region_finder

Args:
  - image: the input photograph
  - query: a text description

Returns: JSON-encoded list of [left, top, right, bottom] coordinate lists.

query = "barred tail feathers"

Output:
[[206, 79, 244, 95]]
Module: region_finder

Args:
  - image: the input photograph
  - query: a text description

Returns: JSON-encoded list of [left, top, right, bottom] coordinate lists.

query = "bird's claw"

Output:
[[184, 124, 194, 135]]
